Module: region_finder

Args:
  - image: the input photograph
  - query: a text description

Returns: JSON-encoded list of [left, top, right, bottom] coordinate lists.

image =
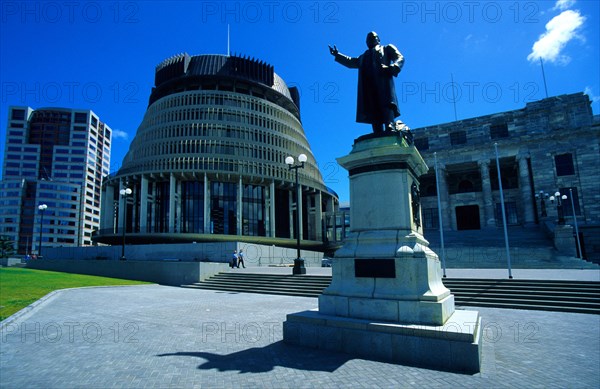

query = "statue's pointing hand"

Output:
[[329, 45, 338, 56]]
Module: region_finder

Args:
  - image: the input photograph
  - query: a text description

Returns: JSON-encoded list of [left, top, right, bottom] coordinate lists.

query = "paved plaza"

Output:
[[1, 270, 599, 389]]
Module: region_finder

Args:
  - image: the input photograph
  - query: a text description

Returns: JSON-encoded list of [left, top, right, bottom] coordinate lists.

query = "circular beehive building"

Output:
[[95, 53, 338, 249]]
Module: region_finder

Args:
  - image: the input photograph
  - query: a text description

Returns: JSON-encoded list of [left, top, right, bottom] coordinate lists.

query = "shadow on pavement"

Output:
[[157, 341, 351, 373]]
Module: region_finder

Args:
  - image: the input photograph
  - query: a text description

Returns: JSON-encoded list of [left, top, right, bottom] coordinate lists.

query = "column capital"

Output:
[[478, 160, 490, 169], [516, 152, 535, 224]]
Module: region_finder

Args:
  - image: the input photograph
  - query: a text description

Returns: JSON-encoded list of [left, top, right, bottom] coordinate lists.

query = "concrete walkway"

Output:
[[1, 276, 599, 388]]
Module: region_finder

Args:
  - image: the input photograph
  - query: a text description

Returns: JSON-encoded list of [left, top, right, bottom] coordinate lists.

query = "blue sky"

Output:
[[1, 0, 598, 202]]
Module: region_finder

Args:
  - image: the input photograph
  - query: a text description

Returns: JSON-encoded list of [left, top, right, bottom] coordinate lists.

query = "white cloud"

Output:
[[111, 129, 129, 141], [553, 0, 576, 11], [527, 10, 586, 65], [584, 86, 600, 103], [462, 33, 488, 50]]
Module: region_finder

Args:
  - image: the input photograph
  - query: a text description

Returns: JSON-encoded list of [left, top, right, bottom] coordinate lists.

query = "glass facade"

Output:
[[181, 181, 204, 234], [242, 184, 266, 237], [210, 182, 237, 235], [153, 181, 170, 234], [0, 107, 111, 254]]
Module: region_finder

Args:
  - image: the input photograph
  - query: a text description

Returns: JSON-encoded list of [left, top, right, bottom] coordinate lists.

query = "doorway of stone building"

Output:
[[456, 205, 481, 230]]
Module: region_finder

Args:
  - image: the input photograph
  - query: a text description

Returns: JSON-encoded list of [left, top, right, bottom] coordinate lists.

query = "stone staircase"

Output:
[[182, 272, 600, 315], [184, 272, 331, 298], [423, 227, 599, 269]]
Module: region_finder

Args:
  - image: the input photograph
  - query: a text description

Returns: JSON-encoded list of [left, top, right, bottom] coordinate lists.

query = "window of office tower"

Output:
[[74, 112, 88, 124], [11, 109, 25, 120]]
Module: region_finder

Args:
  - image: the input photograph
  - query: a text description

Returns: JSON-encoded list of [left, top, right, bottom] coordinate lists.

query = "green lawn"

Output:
[[0, 267, 150, 321]]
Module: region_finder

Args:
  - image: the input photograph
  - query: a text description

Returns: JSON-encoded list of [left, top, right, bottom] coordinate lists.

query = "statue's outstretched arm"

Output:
[[329, 44, 359, 69]]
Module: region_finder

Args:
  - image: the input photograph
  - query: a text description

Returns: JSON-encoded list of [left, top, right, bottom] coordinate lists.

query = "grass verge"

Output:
[[0, 267, 150, 321]]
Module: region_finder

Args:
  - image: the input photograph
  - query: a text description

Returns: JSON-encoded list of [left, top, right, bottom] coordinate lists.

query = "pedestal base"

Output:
[[554, 225, 576, 257], [319, 293, 455, 327], [292, 258, 307, 275], [322, 236, 454, 326], [282, 133, 482, 373], [283, 309, 482, 374]]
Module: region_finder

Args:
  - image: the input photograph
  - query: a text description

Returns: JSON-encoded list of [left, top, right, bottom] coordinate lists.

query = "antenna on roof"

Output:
[[539, 58, 549, 98], [450, 73, 458, 121], [451, 73, 458, 121]]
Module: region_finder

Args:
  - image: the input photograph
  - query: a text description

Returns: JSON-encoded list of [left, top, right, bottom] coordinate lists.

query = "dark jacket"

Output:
[[335, 44, 404, 124]]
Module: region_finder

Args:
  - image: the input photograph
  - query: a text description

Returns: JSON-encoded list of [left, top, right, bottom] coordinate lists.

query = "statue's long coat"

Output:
[[335, 44, 404, 124]]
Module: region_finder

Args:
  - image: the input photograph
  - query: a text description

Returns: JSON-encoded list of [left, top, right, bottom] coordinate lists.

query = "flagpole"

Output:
[[494, 143, 513, 279], [450, 73, 458, 121], [540, 58, 548, 98], [569, 188, 582, 258], [434, 152, 447, 278]]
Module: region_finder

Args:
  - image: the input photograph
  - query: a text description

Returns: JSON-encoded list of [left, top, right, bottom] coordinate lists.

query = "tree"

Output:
[[0, 235, 16, 259]]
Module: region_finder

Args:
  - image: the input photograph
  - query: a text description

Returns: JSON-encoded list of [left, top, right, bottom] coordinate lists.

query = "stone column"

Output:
[[314, 190, 323, 241], [101, 184, 115, 231], [118, 180, 126, 232], [132, 184, 139, 233], [298, 184, 304, 240], [517, 155, 535, 225], [140, 175, 148, 233], [288, 191, 294, 238], [479, 160, 496, 227], [436, 163, 452, 230], [175, 180, 182, 233], [168, 173, 176, 233], [325, 195, 336, 213], [204, 174, 210, 233], [237, 176, 243, 236], [148, 182, 155, 233], [269, 181, 276, 237]]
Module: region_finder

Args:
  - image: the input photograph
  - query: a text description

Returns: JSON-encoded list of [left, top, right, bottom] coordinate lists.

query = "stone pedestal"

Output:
[[283, 133, 482, 373], [554, 224, 576, 257]]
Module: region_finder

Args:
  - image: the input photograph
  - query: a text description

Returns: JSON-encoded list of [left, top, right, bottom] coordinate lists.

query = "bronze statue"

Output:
[[411, 182, 421, 228], [329, 32, 404, 133]]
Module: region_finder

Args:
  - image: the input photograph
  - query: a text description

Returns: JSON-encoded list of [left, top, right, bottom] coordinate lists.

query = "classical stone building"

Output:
[[414, 92, 599, 260], [94, 53, 338, 252]]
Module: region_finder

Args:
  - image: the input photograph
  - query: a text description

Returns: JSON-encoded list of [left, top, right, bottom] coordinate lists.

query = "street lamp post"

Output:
[[535, 190, 550, 218], [542, 189, 582, 257], [38, 204, 47, 258], [286, 153, 307, 275], [119, 187, 132, 260], [549, 191, 567, 225]]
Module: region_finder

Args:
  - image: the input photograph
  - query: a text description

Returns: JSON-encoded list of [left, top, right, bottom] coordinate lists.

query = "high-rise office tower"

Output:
[[1, 107, 112, 254]]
